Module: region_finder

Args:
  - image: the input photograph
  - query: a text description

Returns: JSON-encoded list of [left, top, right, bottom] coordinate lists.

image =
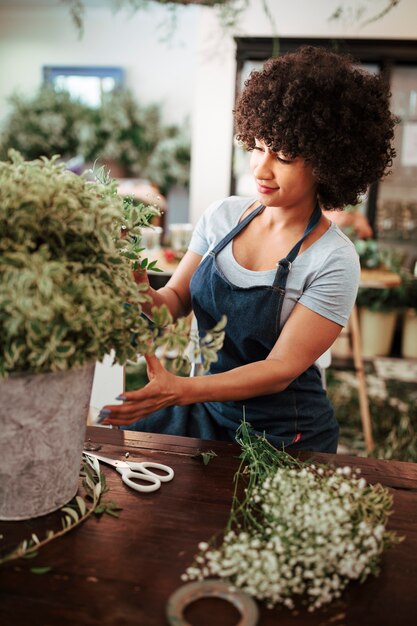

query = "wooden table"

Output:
[[2, 428, 415, 626]]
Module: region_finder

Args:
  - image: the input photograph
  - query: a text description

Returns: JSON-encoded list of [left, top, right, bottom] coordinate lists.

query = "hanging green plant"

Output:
[[330, 1, 401, 27], [64, 0, 402, 37]]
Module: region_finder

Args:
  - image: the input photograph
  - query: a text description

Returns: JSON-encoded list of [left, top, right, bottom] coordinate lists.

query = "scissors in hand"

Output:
[[83, 452, 174, 493]]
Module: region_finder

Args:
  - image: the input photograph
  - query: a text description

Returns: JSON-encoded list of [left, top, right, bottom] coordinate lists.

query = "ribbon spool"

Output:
[[166, 579, 259, 626]]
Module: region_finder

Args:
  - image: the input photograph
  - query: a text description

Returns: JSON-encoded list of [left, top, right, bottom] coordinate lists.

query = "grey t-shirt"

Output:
[[189, 196, 360, 329]]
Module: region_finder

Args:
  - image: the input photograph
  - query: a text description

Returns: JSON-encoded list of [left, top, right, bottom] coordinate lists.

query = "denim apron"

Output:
[[125, 202, 339, 453]]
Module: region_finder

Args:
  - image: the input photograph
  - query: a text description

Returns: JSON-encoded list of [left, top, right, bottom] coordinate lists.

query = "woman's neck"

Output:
[[259, 200, 318, 231]]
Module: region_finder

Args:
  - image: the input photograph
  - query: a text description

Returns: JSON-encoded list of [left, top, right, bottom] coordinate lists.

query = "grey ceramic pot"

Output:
[[0, 362, 95, 520]]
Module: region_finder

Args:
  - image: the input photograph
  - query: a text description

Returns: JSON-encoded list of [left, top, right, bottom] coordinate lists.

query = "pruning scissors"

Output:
[[83, 452, 174, 493]]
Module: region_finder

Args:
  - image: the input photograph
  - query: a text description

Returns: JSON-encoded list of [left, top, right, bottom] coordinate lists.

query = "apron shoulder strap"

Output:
[[273, 202, 322, 289], [209, 203, 265, 257]]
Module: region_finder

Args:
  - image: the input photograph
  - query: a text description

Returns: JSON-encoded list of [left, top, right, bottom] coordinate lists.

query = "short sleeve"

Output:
[[188, 198, 224, 256], [188, 196, 253, 257], [299, 245, 361, 327]]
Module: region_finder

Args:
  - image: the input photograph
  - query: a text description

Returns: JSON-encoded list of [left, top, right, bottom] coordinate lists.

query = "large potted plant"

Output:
[[356, 285, 404, 358], [354, 239, 405, 359], [0, 151, 212, 520]]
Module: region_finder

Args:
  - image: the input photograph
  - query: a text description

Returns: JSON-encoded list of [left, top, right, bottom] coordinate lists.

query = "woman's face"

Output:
[[250, 139, 318, 210]]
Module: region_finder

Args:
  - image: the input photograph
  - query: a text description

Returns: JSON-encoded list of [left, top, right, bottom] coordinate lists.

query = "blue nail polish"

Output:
[[116, 395, 127, 401], [97, 409, 111, 424]]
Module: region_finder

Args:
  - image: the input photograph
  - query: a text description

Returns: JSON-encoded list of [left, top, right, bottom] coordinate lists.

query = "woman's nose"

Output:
[[252, 152, 274, 180]]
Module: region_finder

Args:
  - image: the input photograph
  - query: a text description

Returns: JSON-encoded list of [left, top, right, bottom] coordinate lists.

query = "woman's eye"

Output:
[[277, 155, 293, 164]]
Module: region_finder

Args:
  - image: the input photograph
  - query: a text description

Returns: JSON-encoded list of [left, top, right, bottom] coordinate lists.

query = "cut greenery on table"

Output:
[[0, 454, 120, 569], [183, 420, 400, 612]]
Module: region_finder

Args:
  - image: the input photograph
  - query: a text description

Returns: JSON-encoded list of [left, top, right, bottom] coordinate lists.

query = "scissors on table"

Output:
[[83, 452, 174, 493]]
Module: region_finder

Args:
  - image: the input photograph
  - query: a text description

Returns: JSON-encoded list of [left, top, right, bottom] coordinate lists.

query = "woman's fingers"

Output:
[[99, 357, 181, 425], [132, 267, 150, 287]]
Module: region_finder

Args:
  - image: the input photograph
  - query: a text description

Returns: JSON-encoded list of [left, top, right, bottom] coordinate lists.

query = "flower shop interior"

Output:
[[2, 2, 417, 625], [1, 1, 417, 459]]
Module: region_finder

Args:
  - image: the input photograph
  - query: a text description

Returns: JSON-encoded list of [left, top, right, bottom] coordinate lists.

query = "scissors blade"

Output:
[[83, 451, 128, 470]]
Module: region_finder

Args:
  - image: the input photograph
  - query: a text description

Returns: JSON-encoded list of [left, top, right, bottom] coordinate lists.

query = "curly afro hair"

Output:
[[234, 46, 397, 210]]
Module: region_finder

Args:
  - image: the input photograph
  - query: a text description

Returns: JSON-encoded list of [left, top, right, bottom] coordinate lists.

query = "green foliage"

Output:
[[0, 85, 94, 161], [89, 91, 190, 192], [0, 86, 191, 194], [144, 125, 191, 196], [327, 368, 417, 463], [0, 453, 120, 567], [401, 271, 417, 311], [356, 284, 405, 312], [0, 152, 216, 376], [354, 239, 407, 312], [354, 239, 403, 272], [330, 1, 400, 28], [64, 0, 239, 36], [64, 1, 399, 42], [0, 151, 149, 374], [87, 89, 162, 177], [198, 449, 218, 465]]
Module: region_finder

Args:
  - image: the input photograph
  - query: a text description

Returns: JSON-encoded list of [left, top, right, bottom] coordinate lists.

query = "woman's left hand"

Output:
[[99, 354, 185, 426]]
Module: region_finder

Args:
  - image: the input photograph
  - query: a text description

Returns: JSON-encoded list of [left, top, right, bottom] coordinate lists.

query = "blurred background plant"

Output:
[[64, 0, 402, 38], [354, 238, 407, 312], [0, 84, 191, 196], [354, 238, 404, 272], [85, 89, 161, 177], [401, 271, 417, 311], [356, 283, 406, 312], [0, 85, 93, 162], [327, 367, 417, 463], [144, 123, 191, 196]]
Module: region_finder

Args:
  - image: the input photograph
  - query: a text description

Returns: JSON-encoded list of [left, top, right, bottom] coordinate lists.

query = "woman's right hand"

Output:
[[133, 266, 151, 290], [132, 266, 156, 318], [131, 249, 203, 321]]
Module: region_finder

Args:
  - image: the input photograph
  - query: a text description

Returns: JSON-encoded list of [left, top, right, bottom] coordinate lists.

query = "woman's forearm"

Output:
[[102, 356, 298, 426], [140, 284, 190, 319], [137, 250, 200, 321], [177, 358, 295, 405]]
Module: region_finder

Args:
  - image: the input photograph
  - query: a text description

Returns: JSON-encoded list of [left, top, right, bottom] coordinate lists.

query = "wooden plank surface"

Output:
[[1, 427, 416, 626]]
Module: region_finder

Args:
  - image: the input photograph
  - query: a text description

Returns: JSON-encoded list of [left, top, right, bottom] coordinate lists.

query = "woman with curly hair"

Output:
[[100, 46, 396, 453]]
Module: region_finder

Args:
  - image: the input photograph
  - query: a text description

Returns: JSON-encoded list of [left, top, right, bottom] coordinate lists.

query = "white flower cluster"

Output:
[[183, 464, 392, 612]]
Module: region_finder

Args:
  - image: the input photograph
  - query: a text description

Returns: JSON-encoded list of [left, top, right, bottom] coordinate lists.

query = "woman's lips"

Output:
[[256, 183, 278, 194]]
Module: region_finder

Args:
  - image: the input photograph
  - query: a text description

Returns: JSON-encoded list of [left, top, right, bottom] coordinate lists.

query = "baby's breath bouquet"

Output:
[[184, 421, 400, 612]]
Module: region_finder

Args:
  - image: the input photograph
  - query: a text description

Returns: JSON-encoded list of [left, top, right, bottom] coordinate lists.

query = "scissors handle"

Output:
[[118, 468, 161, 493], [135, 461, 174, 483]]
